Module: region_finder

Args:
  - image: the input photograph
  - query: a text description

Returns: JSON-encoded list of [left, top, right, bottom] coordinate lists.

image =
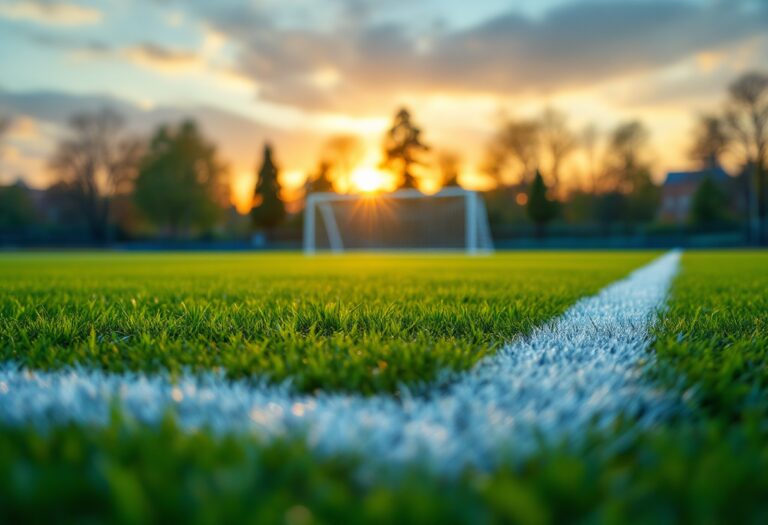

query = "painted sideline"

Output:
[[0, 251, 681, 473]]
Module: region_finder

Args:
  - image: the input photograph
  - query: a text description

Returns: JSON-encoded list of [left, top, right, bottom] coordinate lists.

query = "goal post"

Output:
[[303, 188, 494, 254]]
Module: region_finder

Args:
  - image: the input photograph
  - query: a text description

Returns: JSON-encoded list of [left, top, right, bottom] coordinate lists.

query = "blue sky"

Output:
[[1, 0, 767, 205]]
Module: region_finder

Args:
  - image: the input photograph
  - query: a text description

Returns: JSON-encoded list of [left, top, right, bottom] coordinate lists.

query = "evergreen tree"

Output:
[[526, 170, 557, 237], [251, 143, 286, 233], [691, 176, 728, 227], [381, 108, 429, 189]]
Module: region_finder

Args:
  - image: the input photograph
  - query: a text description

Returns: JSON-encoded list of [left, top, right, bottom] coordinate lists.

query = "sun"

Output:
[[350, 166, 387, 193]]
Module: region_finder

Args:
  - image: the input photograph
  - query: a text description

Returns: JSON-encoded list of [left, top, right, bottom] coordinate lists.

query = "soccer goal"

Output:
[[303, 187, 494, 254]]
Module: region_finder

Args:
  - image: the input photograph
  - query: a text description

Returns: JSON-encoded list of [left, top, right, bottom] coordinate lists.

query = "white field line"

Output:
[[0, 251, 681, 473]]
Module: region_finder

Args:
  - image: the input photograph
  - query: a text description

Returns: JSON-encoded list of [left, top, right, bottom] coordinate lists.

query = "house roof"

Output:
[[663, 167, 730, 186]]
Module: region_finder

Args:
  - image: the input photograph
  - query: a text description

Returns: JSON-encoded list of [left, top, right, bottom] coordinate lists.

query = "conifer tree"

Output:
[[526, 170, 558, 237], [251, 143, 286, 233]]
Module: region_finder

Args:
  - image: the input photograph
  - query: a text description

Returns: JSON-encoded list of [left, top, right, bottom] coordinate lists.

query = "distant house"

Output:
[[658, 167, 733, 223]]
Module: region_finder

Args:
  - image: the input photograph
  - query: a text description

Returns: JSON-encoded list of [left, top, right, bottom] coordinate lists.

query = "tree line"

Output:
[[0, 70, 766, 244], [0, 111, 288, 243]]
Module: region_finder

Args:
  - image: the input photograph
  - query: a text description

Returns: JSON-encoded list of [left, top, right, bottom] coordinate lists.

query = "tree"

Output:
[[0, 181, 37, 234], [602, 120, 651, 193], [306, 160, 334, 194], [251, 143, 286, 233], [598, 121, 661, 224], [49, 108, 142, 242], [722, 71, 768, 244], [581, 124, 600, 194], [0, 115, 11, 178], [320, 135, 363, 192], [625, 168, 660, 224], [539, 107, 576, 190], [438, 151, 461, 187], [691, 176, 729, 227], [381, 108, 429, 189], [595, 192, 627, 231], [134, 121, 228, 237], [526, 170, 557, 237], [690, 114, 728, 170], [484, 116, 540, 186], [605, 120, 648, 185]]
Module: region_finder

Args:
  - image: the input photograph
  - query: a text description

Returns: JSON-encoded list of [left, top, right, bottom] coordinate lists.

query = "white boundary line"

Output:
[[0, 251, 681, 473]]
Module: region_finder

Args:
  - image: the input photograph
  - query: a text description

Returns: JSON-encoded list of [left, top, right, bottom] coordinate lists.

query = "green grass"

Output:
[[0, 251, 654, 394], [653, 251, 768, 420], [1, 250, 767, 524]]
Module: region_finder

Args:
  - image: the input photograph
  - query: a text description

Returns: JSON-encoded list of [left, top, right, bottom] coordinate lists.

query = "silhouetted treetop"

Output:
[[483, 115, 540, 186], [723, 70, 768, 243], [527, 169, 557, 236], [438, 151, 461, 188], [381, 108, 429, 189], [320, 135, 363, 192], [540, 107, 576, 189], [252, 143, 286, 231], [601, 120, 651, 194], [690, 114, 728, 170], [307, 160, 334, 194], [49, 108, 142, 242]]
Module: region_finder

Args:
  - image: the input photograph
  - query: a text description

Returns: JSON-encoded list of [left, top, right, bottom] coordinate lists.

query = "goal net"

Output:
[[303, 188, 494, 254]]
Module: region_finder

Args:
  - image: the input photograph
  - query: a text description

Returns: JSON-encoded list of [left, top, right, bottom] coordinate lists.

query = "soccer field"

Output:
[[0, 251, 766, 523]]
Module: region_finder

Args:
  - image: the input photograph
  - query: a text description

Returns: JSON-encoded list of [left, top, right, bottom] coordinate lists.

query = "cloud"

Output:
[[606, 33, 768, 110], [0, 87, 326, 185], [6, 115, 41, 140], [192, 0, 768, 112], [121, 43, 203, 74], [118, 42, 258, 91], [26, 31, 110, 53], [23, 31, 259, 93], [0, 0, 102, 26]]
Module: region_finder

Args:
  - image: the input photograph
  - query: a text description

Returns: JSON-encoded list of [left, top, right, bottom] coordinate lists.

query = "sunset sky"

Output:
[[1, 0, 767, 211]]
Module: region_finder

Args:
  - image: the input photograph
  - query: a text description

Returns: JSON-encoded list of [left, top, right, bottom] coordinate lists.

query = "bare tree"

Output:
[[580, 124, 600, 194], [601, 120, 650, 193], [721, 71, 768, 243], [484, 115, 540, 186], [0, 115, 12, 179], [438, 150, 461, 187], [599, 120, 660, 224], [49, 108, 142, 242], [322, 134, 364, 192], [690, 114, 729, 170], [539, 107, 576, 190], [305, 160, 334, 194]]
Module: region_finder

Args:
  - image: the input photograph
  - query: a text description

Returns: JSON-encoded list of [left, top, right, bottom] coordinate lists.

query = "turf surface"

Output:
[[1, 250, 767, 524], [0, 251, 655, 394], [653, 251, 768, 420]]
